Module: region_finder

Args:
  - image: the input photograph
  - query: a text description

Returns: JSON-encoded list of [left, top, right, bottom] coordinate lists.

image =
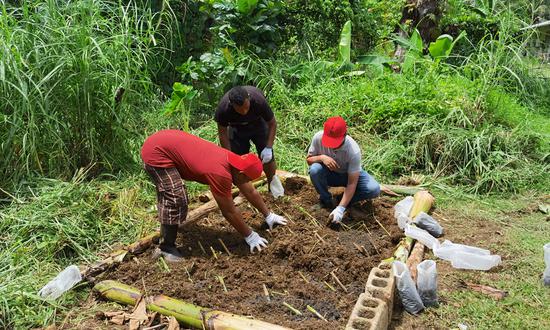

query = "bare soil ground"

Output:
[[94, 177, 403, 329]]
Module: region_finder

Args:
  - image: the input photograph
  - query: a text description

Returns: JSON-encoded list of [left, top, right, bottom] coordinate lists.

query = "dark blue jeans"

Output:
[[308, 163, 381, 205]]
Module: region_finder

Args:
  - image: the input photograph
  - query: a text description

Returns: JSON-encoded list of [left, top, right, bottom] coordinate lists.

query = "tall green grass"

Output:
[[0, 0, 172, 194], [0, 171, 156, 329]]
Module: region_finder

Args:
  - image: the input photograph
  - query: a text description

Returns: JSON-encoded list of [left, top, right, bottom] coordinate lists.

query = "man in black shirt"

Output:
[[215, 86, 278, 189]]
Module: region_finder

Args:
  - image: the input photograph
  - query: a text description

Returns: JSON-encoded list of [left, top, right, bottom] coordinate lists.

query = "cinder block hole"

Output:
[[372, 279, 388, 287], [361, 298, 379, 308], [378, 263, 391, 270], [367, 288, 385, 300], [357, 308, 376, 319], [375, 270, 390, 278], [352, 318, 372, 329]]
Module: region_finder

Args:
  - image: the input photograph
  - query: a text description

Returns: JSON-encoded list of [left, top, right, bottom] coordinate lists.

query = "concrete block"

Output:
[[364, 262, 396, 321], [345, 293, 388, 330]]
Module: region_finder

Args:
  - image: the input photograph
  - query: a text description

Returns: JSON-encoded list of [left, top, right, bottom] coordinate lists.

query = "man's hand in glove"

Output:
[[260, 147, 273, 164], [245, 231, 268, 253], [329, 206, 346, 224], [265, 212, 288, 230]]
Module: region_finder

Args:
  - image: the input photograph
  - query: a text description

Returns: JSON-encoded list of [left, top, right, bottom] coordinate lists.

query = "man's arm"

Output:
[[217, 124, 231, 150], [339, 171, 360, 208], [266, 117, 276, 148], [306, 155, 339, 171], [235, 181, 269, 216], [212, 193, 251, 237]]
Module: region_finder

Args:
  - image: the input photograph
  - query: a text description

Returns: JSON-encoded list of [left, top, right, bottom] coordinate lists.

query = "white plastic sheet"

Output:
[[394, 196, 414, 219], [433, 240, 490, 261], [404, 224, 440, 250], [433, 240, 500, 271], [38, 265, 82, 300]]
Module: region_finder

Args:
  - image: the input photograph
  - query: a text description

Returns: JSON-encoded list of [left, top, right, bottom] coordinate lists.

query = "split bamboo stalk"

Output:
[[406, 241, 425, 281], [94, 280, 291, 330]]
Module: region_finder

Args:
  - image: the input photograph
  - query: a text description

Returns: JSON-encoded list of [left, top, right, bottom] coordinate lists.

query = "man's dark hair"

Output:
[[228, 86, 249, 106]]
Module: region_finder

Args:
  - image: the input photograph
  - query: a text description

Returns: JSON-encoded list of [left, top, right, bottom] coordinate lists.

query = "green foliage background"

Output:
[[0, 0, 549, 328]]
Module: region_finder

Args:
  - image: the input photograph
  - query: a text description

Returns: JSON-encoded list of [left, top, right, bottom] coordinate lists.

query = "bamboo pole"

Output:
[[406, 241, 425, 281], [94, 280, 291, 330]]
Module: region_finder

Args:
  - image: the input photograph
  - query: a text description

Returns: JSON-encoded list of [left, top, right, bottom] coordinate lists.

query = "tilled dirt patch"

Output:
[[99, 177, 402, 329]]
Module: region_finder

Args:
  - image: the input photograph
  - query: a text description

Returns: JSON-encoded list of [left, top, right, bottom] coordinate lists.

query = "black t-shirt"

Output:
[[215, 86, 274, 128]]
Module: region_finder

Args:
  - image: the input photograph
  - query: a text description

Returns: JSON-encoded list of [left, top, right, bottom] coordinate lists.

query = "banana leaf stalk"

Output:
[[94, 280, 292, 330]]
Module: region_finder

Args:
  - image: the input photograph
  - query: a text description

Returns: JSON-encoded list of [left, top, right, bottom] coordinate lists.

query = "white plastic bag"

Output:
[[543, 243, 550, 286], [450, 252, 501, 271], [394, 196, 414, 218], [269, 174, 284, 198], [414, 212, 444, 238], [433, 240, 490, 261], [38, 265, 82, 300], [393, 261, 425, 314], [404, 225, 440, 250], [396, 212, 412, 230], [417, 260, 438, 307]]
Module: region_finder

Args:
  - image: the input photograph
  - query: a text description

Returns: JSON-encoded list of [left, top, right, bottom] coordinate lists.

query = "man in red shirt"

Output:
[[141, 130, 287, 262]]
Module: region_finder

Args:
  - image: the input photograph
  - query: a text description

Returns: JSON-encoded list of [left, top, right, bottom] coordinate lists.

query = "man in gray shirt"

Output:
[[306, 116, 381, 224]]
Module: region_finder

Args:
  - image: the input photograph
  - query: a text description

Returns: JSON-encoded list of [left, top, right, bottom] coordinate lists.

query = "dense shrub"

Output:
[[280, 0, 404, 57]]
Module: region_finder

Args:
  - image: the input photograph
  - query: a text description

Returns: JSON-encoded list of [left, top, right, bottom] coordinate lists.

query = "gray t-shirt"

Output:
[[307, 131, 362, 174]]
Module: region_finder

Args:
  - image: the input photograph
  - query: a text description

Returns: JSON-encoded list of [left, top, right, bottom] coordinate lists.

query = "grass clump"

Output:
[[0, 172, 156, 329]]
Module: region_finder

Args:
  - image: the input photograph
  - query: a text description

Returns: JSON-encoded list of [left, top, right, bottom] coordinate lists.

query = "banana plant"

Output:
[[338, 20, 352, 68], [163, 83, 198, 131], [359, 29, 467, 73]]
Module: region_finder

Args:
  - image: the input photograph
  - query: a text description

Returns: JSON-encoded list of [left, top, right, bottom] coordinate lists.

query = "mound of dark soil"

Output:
[[100, 177, 402, 329]]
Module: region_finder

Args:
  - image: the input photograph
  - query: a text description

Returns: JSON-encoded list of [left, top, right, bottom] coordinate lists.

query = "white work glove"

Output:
[[260, 147, 273, 164], [265, 212, 288, 230], [329, 206, 346, 224], [244, 231, 268, 253]]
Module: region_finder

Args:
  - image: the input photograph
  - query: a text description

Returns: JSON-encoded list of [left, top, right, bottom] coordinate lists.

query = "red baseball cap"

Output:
[[322, 116, 347, 148], [227, 152, 263, 180]]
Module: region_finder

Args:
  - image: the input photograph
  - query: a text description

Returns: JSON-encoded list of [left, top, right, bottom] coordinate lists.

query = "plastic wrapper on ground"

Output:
[[38, 265, 82, 300]]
